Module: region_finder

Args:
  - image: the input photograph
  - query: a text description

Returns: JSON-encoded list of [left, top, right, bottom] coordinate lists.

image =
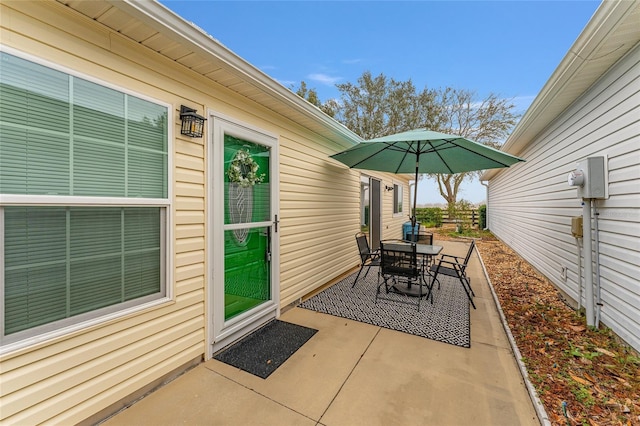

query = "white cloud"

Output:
[[308, 73, 342, 86], [342, 58, 362, 65], [276, 79, 297, 88]]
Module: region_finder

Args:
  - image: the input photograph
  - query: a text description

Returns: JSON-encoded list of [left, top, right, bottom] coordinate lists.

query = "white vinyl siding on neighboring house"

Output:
[[487, 43, 640, 351], [0, 49, 170, 346]]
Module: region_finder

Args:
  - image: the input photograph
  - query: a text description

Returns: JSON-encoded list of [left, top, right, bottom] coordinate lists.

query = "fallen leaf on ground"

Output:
[[596, 347, 616, 357], [434, 231, 640, 426], [570, 374, 592, 386]]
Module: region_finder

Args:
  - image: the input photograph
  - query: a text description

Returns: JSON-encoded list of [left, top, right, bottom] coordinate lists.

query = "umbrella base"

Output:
[[390, 281, 431, 298]]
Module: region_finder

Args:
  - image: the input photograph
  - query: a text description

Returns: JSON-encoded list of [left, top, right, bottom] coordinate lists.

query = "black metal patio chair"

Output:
[[404, 231, 435, 268], [430, 240, 476, 309], [376, 241, 433, 310], [352, 232, 380, 288]]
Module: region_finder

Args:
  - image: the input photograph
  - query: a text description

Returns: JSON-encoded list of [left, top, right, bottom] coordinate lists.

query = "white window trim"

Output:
[[0, 46, 174, 353], [0, 45, 168, 110]]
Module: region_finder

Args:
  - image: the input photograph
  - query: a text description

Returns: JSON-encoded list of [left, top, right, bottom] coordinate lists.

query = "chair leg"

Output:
[[363, 264, 372, 279], [376, 274, 424, 312], [465, 276, 475, 297], [351, 265, 366, 288], [423, 274, 434, 304], [430, 270, 441, 291], [418, 274, 432, 307], [457, 272, 476, 309], [432, 269, 475, 309], [375, 273, 390, 303]]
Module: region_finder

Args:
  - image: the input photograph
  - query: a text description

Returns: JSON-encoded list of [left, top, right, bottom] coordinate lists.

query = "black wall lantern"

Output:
[[385, 185, 395, 192], [180, 105, 206, 138]]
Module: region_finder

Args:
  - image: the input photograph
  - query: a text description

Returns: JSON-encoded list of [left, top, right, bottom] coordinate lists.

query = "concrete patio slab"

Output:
[[103, 363, 316, 426], [204, 310, 380, 420], [321, 327, 537, 426], [102, 239, 542, 426]]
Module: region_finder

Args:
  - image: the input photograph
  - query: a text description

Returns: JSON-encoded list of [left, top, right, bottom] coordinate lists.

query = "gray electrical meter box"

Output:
[[576, 156, 606, 199]]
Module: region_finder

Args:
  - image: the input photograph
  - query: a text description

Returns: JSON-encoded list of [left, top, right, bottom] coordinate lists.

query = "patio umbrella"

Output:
[[330, 129, 525, 240]]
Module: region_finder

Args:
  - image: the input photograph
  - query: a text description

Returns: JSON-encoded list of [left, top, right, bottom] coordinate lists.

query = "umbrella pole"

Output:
[[411, 159, 419, 243]]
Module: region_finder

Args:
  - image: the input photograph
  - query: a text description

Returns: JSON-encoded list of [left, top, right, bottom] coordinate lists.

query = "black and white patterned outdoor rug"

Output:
[[299, 267, 470, 348]]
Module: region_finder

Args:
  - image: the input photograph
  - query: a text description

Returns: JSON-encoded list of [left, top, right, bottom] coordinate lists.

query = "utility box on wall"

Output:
[[571, 216, 583, 237], [568, 156, 608, 199]]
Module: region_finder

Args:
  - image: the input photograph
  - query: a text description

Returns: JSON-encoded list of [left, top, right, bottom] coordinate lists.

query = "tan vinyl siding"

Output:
[[381, 176, 413, 240], [277, 131, 410, 305], [487, 43, 640, 352], [1, 2, 205, 423], [0, 1, 412, 422]]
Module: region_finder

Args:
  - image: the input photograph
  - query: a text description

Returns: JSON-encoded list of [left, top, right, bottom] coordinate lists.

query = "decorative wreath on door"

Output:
[[227, 148, 265, 187], [227, 148, 266, 245]]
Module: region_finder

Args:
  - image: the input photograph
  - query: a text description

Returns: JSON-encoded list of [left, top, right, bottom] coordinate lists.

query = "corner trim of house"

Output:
[[81, 355, 203, 426]]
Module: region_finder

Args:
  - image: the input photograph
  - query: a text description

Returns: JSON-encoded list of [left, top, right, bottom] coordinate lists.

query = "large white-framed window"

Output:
[[0, 48, 172, 348], [393, 182, 403, 216]]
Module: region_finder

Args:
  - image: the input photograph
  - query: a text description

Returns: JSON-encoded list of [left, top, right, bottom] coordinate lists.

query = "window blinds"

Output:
[[1, 51, 168, 337], [0, 52, 168, 198]]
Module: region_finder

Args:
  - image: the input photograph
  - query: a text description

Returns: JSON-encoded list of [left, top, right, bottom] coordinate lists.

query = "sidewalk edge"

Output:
[[475, 249, 552, 426]]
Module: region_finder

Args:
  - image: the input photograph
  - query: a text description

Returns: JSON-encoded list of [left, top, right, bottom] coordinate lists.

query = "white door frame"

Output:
[[208, 112, 280, 357]]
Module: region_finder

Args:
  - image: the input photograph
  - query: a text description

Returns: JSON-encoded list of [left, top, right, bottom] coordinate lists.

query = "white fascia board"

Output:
[[107, 0, 361, 146]]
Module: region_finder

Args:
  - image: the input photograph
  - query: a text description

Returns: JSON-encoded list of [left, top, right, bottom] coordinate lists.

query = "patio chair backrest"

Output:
[[418, 232, 433, 245], [462, 240, 476, 267], [380, 241, 419, 280], [355, 232, 373, 262]]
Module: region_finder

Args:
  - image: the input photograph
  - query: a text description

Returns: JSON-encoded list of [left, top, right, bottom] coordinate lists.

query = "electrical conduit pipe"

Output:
[[582, 199, 595, 327], [594, 202, 602, 328], [575, 237, 582, 310]]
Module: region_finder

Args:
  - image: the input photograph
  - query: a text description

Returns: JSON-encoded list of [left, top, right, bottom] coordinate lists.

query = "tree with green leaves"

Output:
[[425, 88, 519, 208], [333, 71, 441, 140], [290, 72, 519, 209], [291, 81, 337, 117], [332, 72, 519, 208]]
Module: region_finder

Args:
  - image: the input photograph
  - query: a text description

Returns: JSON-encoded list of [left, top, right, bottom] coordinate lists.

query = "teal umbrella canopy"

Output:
[[330, 129, 524, 174], [330, 128, 525, 237]]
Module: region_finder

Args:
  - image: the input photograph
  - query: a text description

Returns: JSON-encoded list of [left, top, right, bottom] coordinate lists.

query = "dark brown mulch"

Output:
[[432, 230, 640, 426]]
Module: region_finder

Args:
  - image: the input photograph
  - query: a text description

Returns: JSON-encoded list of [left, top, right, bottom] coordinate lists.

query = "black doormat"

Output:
[[299, 267, 470, 348], [213, 320, 318, 379]]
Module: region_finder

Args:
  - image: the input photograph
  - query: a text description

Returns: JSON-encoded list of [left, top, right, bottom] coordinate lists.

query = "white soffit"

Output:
[[56, 0, 361, 149]]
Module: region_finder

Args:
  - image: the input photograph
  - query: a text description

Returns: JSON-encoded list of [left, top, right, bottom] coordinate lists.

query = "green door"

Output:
[[211, 117, 279, 353], [223, 136, 271, 320]]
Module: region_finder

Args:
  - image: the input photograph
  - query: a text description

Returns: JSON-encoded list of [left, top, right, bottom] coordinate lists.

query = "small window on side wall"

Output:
[[393, 183, 403, 215]]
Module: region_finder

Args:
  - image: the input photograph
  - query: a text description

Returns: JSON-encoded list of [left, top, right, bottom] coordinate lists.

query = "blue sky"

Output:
[[160, 0, 601, 204]]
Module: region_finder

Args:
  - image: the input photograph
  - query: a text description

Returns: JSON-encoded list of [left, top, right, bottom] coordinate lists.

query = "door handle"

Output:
[[266, 226, 272, 262]]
